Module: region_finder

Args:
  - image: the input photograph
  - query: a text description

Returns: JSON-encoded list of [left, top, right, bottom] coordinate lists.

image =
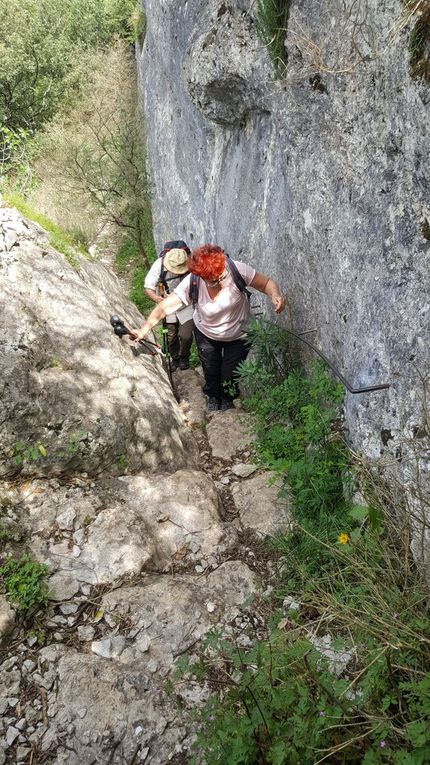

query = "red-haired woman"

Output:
[[132, 244, 286, 413]]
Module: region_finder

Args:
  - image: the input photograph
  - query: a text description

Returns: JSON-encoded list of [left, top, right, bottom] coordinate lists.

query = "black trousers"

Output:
[[193, 324, 250, 401], [166, 319, 194, 362]]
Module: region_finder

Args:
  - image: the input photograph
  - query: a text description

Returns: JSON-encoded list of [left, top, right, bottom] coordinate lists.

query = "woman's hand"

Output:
[[129, 293, 185, 344], [129, 325, 150, 343], [251, 272, 287, 314], [272, 294, 286, 313]]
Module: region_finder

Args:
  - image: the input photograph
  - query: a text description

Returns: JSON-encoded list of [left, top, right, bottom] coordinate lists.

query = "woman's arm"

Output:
[[250, 272, 286, 314], [130, 293, 185, 341]]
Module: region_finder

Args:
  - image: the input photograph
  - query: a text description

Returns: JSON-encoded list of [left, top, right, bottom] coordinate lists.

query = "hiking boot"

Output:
[[205, 397, 220, 414], [178, 359, 190, 370], [219, 399, 235, 411], [170, 358, 179, 372]]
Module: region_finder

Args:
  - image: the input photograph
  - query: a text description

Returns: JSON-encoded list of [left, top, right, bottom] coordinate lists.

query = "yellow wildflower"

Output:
[[338, 533, 350, 545]]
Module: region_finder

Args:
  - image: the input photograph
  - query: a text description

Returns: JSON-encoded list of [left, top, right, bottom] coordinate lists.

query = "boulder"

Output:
[[0, 205, 192, 480], [20, 470, 226, 593], [231, 472, 290, 536]]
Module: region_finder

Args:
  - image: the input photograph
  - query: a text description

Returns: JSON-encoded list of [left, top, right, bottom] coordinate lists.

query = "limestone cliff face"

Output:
[[138, 0, 429, 463]]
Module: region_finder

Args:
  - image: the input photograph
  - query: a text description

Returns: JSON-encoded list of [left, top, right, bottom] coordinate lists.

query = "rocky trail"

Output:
[[0, 372, 289, 765], [0, 203, 290, 765]]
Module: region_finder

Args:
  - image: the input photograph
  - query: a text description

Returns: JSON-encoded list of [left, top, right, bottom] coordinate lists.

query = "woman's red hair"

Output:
[[188, 244, 226, 280]]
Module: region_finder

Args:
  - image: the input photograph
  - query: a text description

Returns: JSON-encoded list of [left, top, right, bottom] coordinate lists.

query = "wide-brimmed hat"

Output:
[[163, 248, 189, 275]]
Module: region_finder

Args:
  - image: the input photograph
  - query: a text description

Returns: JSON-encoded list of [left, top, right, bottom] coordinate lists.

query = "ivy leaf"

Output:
[[348, 504, 369, 521]]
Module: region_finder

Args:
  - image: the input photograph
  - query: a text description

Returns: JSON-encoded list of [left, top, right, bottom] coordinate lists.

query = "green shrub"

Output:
[[238, 353, 347, 514], [29, 43, 154, 263], [115, 236, 156, 315], [243, 316, 299, 383], [238, 337, 359, 586], [0, 554, 50, 612], [0, 0, 138, 135], [104, 0, 143, 43], [7, 440, 47, 467], [184, 516, 430, 765], [185, 322, 430, 763]]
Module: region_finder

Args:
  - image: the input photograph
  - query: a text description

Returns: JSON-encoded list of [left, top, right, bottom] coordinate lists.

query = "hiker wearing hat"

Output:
[[144, 243, 194, 371], [133, 244, 286, 412]]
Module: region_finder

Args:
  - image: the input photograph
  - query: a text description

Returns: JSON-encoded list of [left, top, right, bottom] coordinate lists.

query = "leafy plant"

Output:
[[116, 453, 127, 472], [183, 513, 430, 764], [8, 441, 47, 467], [0, 522, 13, 543], [243, 317, 299, 382], [115, 236, 157, 314], [221, 379, 238, 399], [238, 352, 347, 521], [238, 348, 353, 582], [104, 0, 146, 44], [64, 429, 88, 456], [0, 555, 50, 612], [26, 628, 47, 646], [189, 342, 201, 370], [0, 0, 139, 135], [184, 323, 430, 764]]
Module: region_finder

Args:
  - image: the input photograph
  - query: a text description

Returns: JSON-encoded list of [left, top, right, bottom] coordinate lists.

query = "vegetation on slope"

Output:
[[176, 320, 430, 765]]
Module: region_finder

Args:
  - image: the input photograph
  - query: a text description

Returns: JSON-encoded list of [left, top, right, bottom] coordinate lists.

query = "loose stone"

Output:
[[59, 603, 78, 615], [78, 625, 95, 641], [1, 656, 19, 671], [91, 636, 126, 659], [147, 659, 158, 673], [6, 726, 19, 746]]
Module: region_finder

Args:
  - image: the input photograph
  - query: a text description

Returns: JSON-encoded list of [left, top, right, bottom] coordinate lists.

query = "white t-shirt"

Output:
[[174, 261, 256, 341], [144, 258, 191, 323]]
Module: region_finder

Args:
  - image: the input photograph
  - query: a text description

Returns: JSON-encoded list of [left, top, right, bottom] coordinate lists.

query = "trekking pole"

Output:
[[110, 315, 177, 394], [156, 280, 174, 386], [110, 315, 161, 356], [161, 318, 174, 388]]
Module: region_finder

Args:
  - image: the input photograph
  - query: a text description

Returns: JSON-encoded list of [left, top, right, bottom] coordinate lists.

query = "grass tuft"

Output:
[[256, 0, 290, 76], [2, 190, 86, 269]]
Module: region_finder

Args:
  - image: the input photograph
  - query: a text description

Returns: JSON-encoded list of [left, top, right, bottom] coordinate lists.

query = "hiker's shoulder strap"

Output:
[[189, 272, 200, 308], [158, 259, 169, 293], [226, 255, 251, 299], [189, 257, 251, 307]]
